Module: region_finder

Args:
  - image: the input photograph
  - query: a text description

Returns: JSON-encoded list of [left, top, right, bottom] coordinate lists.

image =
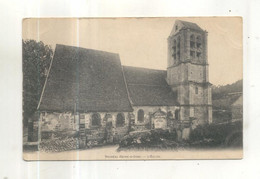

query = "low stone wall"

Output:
[[34, 106, 195, 148]]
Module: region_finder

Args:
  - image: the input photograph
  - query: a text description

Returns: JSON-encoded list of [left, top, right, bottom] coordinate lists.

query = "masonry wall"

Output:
[[40, 112, 75, 132], [82, 112, 130, 143], [189, 84, 209, 105], [167, 64, 188, 85], [38, 111, 130, 143], [188, 63, 205, 83], [131, 106, 179, 131], [185, 30, 207, 64]]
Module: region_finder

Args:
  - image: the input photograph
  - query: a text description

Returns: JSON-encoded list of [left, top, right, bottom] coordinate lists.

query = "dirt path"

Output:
[[23, 145, 242, 160]]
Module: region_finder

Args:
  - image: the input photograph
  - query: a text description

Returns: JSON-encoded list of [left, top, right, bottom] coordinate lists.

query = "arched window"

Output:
[[195, 86, 199, 94], [177, 36, 181, 48], [190, 34, 195, 41], [137, 109, 144, 123], [172, 40, 177, 60], [177, 36, 181, 60], [196, 36, 201, 48], [190, 34, 195, 48], [91, 113, 101, 126], [190, 50, 195, 58], [116, 113, 125, 127]]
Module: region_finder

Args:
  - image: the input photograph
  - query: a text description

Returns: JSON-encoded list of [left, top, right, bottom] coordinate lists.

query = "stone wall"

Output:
[[37, 111, 130, 144], [167, 64, 188, 85], [188, 63, 205, 83], [189, 84, 209, 105], [82, 112, 130, 143], [35, 104, 199, 144], [131, 106, 179, 131], [40, 112, 75, 132], [185, 30, 207, 64]]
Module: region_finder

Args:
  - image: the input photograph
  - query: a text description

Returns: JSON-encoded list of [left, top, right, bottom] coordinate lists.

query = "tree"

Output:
[[23, 40, 53, 127]]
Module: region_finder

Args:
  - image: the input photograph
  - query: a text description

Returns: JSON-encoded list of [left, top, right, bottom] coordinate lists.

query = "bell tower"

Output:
[[167, 20, 212, 125]]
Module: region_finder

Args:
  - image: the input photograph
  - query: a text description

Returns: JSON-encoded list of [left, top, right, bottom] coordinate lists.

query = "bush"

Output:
[[189, 121, 243, 148], [118, 129, 178, 150]]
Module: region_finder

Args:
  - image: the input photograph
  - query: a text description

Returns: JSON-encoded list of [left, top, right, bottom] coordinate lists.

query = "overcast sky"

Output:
[[23, 17, 242, 86]]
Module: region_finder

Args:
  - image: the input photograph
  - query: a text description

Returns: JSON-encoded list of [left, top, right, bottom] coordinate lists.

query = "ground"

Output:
[[23, 144, 242, 160]]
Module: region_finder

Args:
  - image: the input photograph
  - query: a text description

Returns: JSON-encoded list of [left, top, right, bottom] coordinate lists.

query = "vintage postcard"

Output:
[[22, 17, 243, 160]]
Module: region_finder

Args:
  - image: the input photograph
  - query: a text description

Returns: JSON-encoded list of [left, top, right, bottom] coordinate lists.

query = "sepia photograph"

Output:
[[22, 17, 243, 160]]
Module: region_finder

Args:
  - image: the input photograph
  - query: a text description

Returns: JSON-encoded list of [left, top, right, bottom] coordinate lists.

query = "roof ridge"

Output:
[[123, 65, 166, 72], [127, 83, 168, 87], [55, 44, 120, 56]]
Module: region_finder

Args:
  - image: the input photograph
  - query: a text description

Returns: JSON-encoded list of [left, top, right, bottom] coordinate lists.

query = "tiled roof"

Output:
[[38, 45, 133, 112], [123, 66, 178, 106], [178, 20, 203, 31]]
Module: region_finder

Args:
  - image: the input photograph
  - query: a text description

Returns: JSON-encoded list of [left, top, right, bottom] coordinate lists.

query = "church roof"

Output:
[[38, 44, 133, 112], [170, 20, 204, 36], [177, 20, 203, 31], [38, 45, 178, 112], [123, 66, 178, 106]]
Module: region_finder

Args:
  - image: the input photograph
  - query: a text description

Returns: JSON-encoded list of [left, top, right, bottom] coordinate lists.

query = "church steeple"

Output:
[[167, 20, 212, 125], [167, 20, 208, 68]]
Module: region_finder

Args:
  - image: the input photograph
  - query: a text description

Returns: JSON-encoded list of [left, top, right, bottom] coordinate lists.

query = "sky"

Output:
[[23, 17, 243, 86]]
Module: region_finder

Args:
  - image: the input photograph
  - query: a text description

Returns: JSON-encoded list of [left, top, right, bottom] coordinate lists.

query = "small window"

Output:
[[175, 25, 178, 31], [190, 35, 195, 48], [195, 87, 199, 94], [172, 46, 176, 53], [197, 52, 201, 58], [190, 41, 195, 48], [190, 51, 195, 58], [91, 113, 101, 126], [190, 35, 195, 42], [172, 54, 176, 60], [116, 113, 125, 127], [177, 51, 180, 60], [196, 36, 201, 48], [137, 109, 144, 123], [173, 40, 176, 53], [177, 37, 181, 48]]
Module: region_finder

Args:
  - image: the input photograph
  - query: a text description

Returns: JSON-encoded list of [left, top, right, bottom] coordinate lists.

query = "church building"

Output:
[[32, 20, 212, 148]]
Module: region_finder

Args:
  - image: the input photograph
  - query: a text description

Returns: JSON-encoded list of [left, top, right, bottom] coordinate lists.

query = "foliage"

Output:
[[212, 79, 243, 100], [23, 40, 53, 126], [212, 79, 242, 123], [118, 122, 242, 150], [118, 129, 178, 150], [189, 121, 243, 148]]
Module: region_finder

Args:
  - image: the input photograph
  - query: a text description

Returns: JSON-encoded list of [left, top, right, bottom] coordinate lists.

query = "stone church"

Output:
[[31, 20, 212, 148]]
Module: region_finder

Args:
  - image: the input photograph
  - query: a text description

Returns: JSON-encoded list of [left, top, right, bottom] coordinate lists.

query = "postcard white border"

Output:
[[0, 0, 259, 178]]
